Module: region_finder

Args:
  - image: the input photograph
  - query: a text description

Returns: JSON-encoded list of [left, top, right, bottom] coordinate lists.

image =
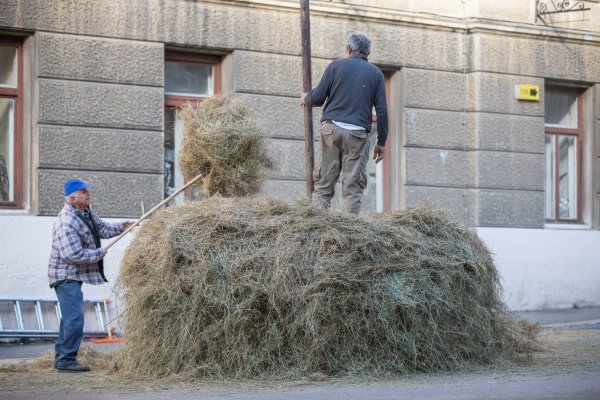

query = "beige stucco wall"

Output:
[[1, 0, 600, 312], [297, 0, 600, 32], [1, 0, 599, 225]]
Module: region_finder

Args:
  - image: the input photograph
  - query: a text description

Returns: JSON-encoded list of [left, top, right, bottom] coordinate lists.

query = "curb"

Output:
[[541, 319, 600, 330]]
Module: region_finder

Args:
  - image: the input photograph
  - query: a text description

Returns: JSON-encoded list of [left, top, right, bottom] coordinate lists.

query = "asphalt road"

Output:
[[1, 307, 599, 400], [1, 373, 599, 400], [515, 306, 600, 326]]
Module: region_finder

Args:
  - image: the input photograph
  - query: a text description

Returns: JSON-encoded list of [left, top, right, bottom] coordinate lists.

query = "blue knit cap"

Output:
[[64, 179, 90, 196]]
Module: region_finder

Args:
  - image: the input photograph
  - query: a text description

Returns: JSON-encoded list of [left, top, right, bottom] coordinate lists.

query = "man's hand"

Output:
[[373, 145, 386, 164], [300, 92, 308, 106], [122, 220, 134, 229], [99, 248, 107, 259]]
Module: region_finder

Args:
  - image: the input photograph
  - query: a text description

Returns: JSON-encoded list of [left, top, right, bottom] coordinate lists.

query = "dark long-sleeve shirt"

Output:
[[304, 54, 388, 146]]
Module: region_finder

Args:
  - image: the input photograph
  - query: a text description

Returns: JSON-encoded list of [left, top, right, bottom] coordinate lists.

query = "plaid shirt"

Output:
[[48, 202, 124, 287]]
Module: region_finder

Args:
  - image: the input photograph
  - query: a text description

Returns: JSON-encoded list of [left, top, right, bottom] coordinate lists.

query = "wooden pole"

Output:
[[101, 173, 204, 251], [300, 0, 315, 198]]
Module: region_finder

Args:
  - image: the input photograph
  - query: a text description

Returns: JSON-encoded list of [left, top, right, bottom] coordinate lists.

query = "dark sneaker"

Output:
[[56, 362, 91, 373]]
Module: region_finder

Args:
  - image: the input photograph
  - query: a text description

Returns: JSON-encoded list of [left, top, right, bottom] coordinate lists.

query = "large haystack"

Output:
[[178, 95, 273, 197], [117, 198, 537, 379]]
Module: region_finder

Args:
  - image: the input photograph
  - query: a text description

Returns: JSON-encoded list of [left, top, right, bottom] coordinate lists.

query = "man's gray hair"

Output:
[[347, 33, 372, 56], [65, 192, 79, 202]]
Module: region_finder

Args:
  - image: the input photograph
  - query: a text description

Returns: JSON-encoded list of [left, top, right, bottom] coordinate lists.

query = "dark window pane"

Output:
[[557, 135, 577, 220], [545, 93, 577, 128], [164, 107, 186, 204], [164, 107, 176, 198], [0, 45, 17, 88], [165, 62, 213, 97], [544, 135, 555, 219], [0, 98, 14, 202]]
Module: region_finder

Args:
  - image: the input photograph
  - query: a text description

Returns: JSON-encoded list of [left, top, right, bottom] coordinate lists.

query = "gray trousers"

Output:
[[312, 122, 370, 214]]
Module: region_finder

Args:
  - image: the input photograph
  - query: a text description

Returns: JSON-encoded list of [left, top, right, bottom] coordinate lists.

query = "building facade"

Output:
[[0, 0, 599, 311]]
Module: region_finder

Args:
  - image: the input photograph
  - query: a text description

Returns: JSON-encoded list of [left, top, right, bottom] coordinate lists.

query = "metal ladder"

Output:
[[0, 297, 111, 339]]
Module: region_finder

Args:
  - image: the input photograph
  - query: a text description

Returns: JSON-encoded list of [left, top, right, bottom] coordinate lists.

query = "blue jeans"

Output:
[[54, 280, 84, 367]]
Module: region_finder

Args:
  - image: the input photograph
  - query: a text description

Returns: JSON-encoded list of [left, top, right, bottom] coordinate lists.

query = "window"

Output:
[[164, 52, 220, 203], [0, 38, 22, 208], [544, 89, 582, 222], [364, 72, 391, 213]]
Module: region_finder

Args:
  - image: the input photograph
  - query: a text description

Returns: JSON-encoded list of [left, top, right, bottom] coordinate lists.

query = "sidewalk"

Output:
[[0, 340, 118, 361], [514, 306, 600, 330], [1, 307, 599, 361]]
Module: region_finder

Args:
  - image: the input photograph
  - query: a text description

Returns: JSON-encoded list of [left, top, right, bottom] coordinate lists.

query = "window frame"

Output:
[[0, 37, 23, 209], [164, 52, 221, 108], [164, 51, 220, 201], [370, 72, 391, 212], [382, 74, 391, 212], [544, 86, 583, 223]]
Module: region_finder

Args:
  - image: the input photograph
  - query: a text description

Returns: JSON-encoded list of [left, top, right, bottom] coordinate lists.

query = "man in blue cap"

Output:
[[48, 179, 132, 373]]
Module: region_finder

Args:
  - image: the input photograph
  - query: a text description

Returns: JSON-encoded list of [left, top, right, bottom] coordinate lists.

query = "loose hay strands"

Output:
[[178, 95, 273, 197], [0, 344, 113, 374], [116, 199, 539, 380]]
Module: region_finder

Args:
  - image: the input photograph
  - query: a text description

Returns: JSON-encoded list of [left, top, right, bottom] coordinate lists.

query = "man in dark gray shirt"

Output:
[[301, 32, 388, 214]]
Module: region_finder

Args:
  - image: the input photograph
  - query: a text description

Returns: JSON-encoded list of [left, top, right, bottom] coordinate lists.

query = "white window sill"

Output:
[[0, 209, 33, 216], [544, 223, 593, 230]]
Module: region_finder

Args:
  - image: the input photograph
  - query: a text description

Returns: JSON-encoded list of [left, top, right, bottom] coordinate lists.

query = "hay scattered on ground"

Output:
[[116, 198, 539, 380], [178, 95, 273, 197], [0, 344, 113, 373]]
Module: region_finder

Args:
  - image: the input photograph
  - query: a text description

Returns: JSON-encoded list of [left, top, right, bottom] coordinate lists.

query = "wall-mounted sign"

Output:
[[514, 84, 540, 101]]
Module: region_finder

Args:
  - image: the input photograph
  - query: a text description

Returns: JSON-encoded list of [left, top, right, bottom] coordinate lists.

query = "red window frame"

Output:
[[0, 37, 23, 209], [164, 52, 221, 108], [544, 87, 583, 223], [164, 52, 220, 200]]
